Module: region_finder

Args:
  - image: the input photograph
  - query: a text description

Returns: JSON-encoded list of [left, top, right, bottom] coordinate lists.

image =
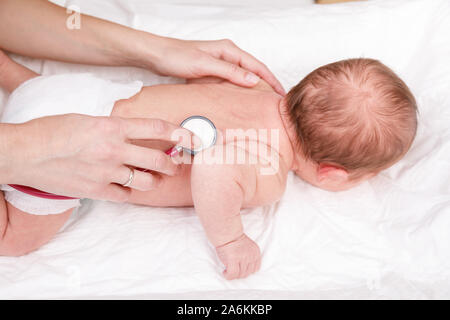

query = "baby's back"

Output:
[[115, 81, 283, 141], [112, 81, 291, 207]]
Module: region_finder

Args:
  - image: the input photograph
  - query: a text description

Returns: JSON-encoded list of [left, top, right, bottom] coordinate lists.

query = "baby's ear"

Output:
[[317, 163, 349, 183]]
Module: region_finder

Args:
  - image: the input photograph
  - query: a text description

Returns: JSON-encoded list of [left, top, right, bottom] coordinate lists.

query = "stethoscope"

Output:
[[9, 116, 217, 200]]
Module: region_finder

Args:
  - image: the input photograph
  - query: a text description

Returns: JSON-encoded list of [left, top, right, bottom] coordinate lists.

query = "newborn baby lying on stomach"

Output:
[[0, 51, 417, 280]]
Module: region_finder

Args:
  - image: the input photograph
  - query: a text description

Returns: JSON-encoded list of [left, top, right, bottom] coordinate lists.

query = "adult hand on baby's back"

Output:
[[145, 37, 285, 96], [215, 234, 261, 280], [3, 114, 195, 202]]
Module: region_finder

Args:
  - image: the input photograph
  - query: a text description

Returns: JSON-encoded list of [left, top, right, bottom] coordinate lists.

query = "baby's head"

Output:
[[284, 58, 417, 191]]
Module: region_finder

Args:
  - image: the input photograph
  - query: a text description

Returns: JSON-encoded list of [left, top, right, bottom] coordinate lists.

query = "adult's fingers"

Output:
[[102, 183, 132, 203], [201, 40, 285, 96], [203, 57, 261, 89], [120, 117, 198, 149], [123, 144, 179, 176], [112, 166, 161, 191], [220, 43, 286, 96]]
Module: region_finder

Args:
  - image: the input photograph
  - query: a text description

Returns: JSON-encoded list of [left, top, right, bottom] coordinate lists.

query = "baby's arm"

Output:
[[0, 193, 72, 256], [191, 144, 286, 280]]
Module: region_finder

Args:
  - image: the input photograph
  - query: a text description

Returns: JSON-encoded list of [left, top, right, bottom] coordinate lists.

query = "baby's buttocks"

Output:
[[1, 73, 143, 124], [0, 73, 143, 215]]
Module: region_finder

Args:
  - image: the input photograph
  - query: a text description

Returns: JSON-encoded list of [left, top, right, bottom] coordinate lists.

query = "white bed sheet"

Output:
[[0, 0, 449, 299]]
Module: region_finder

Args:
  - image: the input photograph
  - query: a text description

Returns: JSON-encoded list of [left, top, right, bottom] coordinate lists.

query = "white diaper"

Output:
[[1, 73, 143, 215]]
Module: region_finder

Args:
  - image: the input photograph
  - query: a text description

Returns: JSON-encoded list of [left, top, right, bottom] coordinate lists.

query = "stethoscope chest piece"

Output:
[[180, 115, 217, 155]]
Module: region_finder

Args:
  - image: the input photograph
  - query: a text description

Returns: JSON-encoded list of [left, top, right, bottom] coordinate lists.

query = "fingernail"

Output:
[[174, 155, 184, 165], [245, 72, 260, 85], [167, 146, 182, 157]]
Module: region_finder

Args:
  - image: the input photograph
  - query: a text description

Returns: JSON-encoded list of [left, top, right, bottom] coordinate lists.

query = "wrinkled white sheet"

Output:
[[0, 0, 449, 299]]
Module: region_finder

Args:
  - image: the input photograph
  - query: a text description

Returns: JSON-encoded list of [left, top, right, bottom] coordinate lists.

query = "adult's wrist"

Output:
[[124, 31, 170, 72]]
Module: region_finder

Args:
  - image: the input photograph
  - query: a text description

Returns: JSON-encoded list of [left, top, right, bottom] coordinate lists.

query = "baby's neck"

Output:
[[277, 99, 300, 172]]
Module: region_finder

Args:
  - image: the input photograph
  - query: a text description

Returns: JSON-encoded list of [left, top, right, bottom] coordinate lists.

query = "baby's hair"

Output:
[[286, 58, 418, 178]]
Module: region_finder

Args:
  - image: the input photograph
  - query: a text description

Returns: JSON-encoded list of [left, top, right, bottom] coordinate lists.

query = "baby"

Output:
[[0, 51, 417, 280]]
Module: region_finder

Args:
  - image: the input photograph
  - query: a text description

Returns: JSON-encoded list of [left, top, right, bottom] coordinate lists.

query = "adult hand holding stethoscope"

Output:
[[0, 0, 284, 202]]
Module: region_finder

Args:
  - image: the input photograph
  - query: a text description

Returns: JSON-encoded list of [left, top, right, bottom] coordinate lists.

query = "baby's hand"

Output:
[[215, 234, 261, 280]]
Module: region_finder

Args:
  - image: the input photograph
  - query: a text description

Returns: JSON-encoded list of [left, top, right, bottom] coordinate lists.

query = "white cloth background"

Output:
[[0, 0, 449, 299]]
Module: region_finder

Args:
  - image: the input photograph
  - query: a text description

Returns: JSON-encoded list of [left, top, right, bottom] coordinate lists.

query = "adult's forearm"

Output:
[[0, 0, 159, 68], [0, 0, 285, 93]]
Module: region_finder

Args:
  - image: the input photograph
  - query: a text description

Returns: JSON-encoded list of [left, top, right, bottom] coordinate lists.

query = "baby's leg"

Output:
[[0, 49, 39, 93], [0, 193, 73, 257]]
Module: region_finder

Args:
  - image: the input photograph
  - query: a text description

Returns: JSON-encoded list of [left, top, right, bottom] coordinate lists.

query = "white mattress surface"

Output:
[[0, 0, 449, 299]]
